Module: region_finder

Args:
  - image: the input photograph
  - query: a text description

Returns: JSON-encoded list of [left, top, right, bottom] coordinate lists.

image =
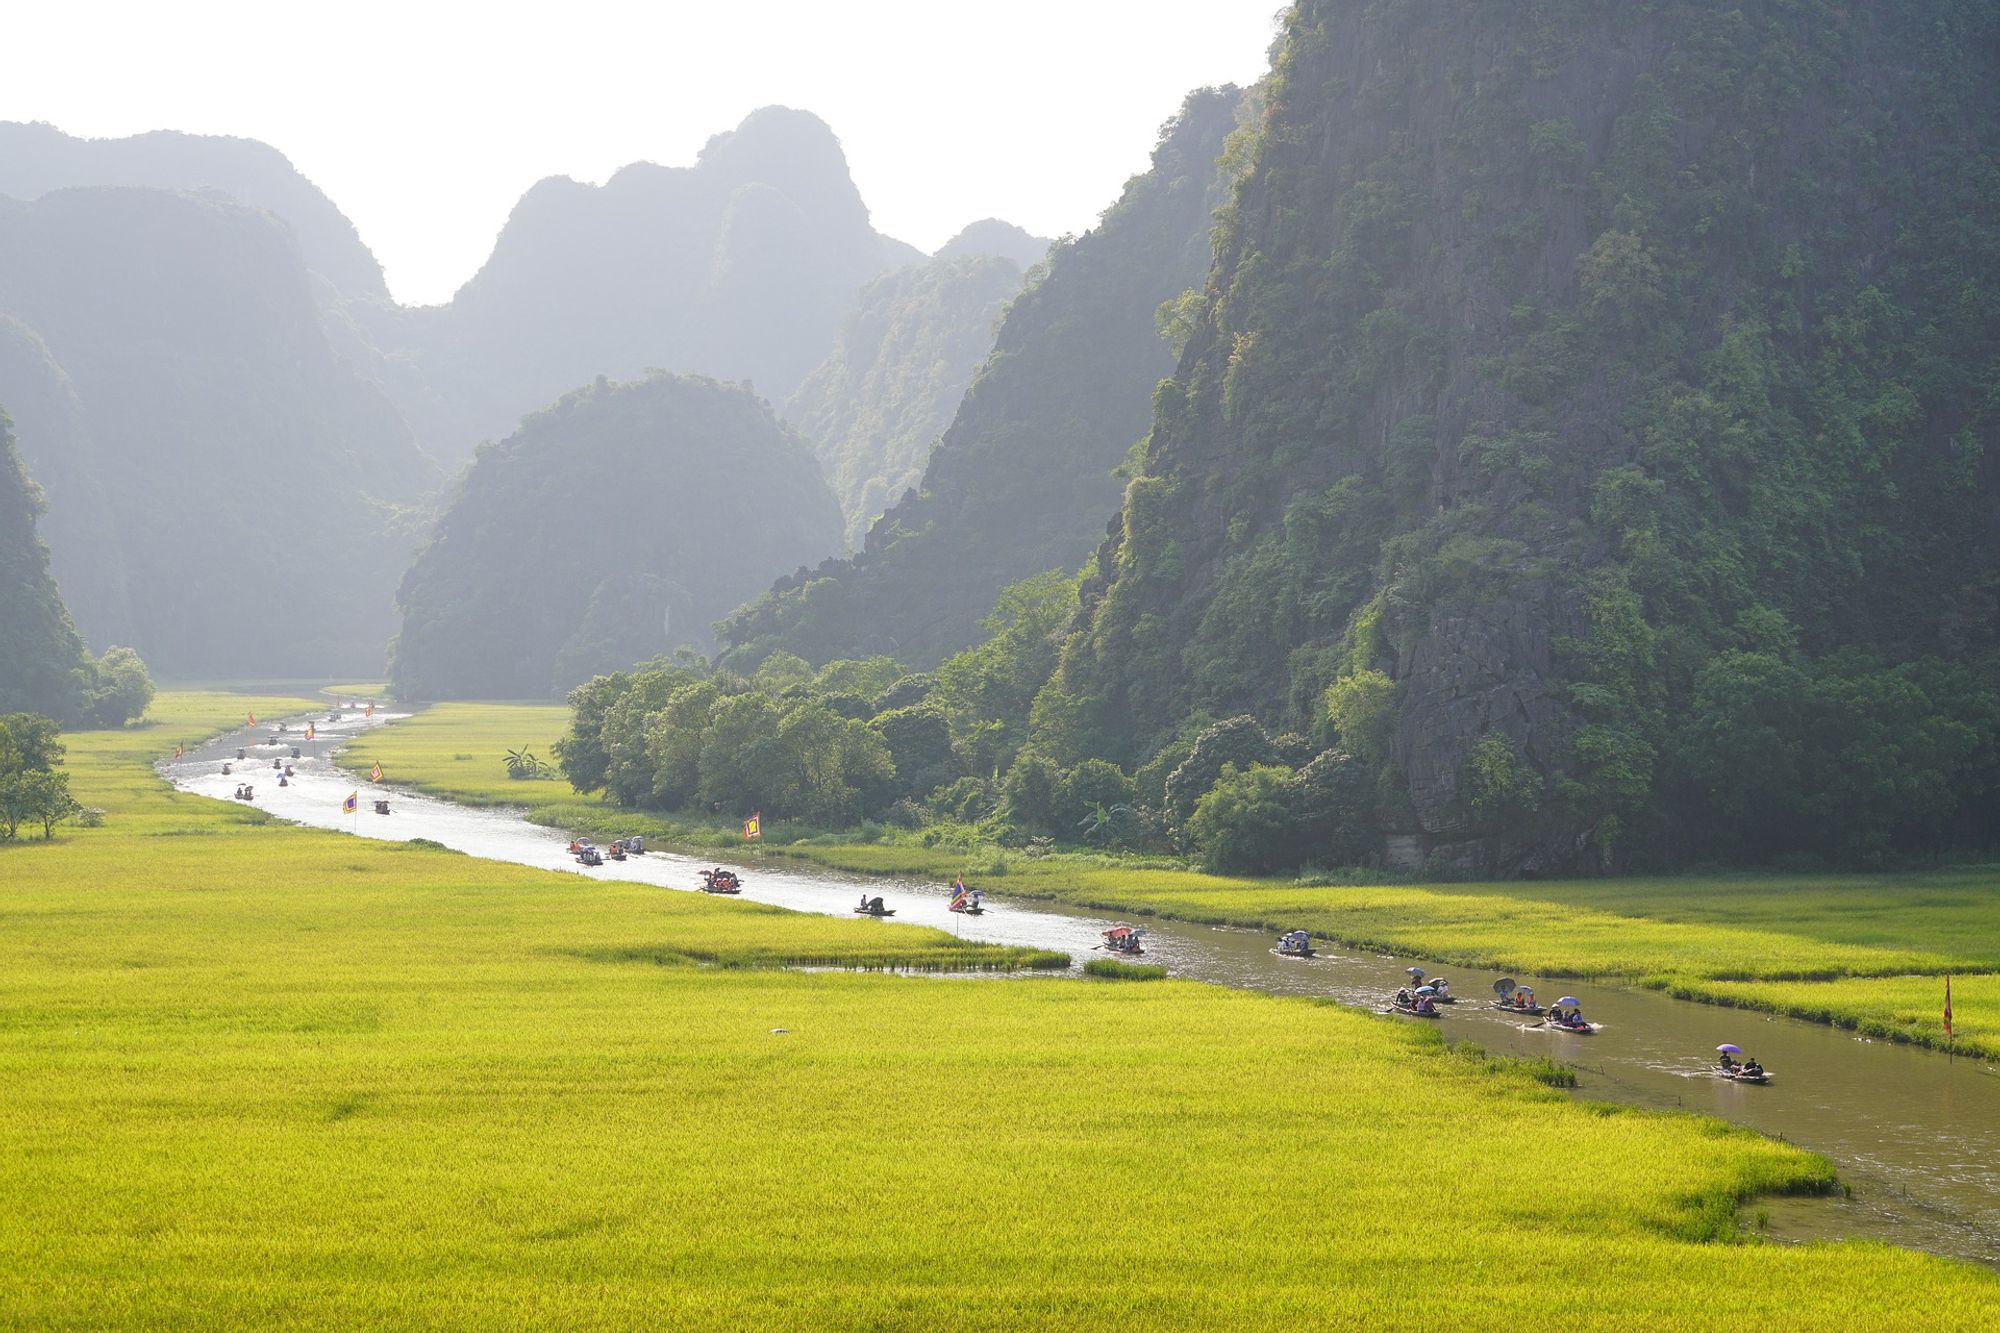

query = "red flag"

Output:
[[173, 742, 184, 760], [1944, 975, 1954, 1038], [371, 763, 383, 783], [247, 711, 256, 728], [742, 811, 762, 840]]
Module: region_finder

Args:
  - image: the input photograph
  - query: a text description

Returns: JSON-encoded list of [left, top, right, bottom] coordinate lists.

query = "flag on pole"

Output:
[[304, 723, 315, 742], [365, 702, 374, 717], [1944, 975, 1954, 1038], [247, 711, 257, 728], [173, 742, 184, 760], [742, 811, 762, 840], [371, 763, 383, 783], [950, 878, 968, 910], [342, 791, 359, 814]]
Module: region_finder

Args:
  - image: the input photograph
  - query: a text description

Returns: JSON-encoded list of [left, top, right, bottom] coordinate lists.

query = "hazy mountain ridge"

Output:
[[0, 121, 387, 301], [358, 107, 926, 470], [390, 373, 843, 700], [784, 251, 1030, 547], [720, 86, 1245, 669], [0, 186, 435, 677]]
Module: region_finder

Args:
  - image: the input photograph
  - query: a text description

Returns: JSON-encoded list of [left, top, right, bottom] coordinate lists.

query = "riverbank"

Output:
[[6, 692, 1997, 1325], [342, 702, 2000, 1063]]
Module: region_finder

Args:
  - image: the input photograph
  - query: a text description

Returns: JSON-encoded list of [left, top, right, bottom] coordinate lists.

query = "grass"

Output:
[[0, 693, 1997, 1325], [1083, 958, 1167, 981], [345, 704, 2000, 1062]]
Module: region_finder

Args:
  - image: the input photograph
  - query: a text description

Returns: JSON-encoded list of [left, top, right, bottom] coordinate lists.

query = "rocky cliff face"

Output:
[[718, 87, 1244, 669], [1054, 0, 2000, 871]]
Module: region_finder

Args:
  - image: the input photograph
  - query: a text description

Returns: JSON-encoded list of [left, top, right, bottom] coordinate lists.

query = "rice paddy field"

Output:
[[343, 703, 2000, 1062], [0, 700, 1992, 1325]]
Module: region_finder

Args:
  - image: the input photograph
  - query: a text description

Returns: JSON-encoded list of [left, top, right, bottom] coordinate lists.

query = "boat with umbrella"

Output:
[[1542, 996, 1596, 1033], [1715, 1043, 1770, 1083], [1491, 978, 1544, 1015]]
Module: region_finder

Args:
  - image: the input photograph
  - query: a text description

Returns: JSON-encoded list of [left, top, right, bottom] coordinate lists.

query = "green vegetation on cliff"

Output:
[[1049, 0, 2000, 873], [784, 249, 1029, 547], [390, 374, 842, 700], [719, 87, 1245, 669], [0, 412, 150, 724]]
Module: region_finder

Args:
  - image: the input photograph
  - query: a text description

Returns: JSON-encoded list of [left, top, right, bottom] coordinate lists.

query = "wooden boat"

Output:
[[700, 869, 743, 893], [1100, 926, 1147, 955], [949, 903, 985, 915], [1387, 996, 1442, 1019], [607, 847, 627, 861], [1719, 1065, 1770, 1084], [575, 847, 603, 866], [854, 903, 896, 917], [1271, 946, 1315, 959], [1541, 1017, 1597, 1034], [1492, 1001, 1546, 1016]]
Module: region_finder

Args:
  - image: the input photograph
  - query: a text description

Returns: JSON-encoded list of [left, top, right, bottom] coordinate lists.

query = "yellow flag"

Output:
[[742, 812, 762, 840]]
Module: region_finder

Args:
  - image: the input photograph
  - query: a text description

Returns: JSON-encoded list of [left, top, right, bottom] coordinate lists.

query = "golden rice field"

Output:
[[344, 703, 2000, 1061], [1, 693, 1997, 1326]]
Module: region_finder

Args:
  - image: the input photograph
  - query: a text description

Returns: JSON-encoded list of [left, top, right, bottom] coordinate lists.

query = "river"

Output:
[[164, 709, 2000, 1268]]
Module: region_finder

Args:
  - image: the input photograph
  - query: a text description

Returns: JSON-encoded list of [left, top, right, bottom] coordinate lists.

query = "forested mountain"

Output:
[[0, 122, 386, 300], [934, 219, 1049, 269], [390, 374, 841, 700], [0, 187, 435, 677], [719, 86, 1245, 668], [0, 412, 90, 717], [785, 250, 1030, 546], [352, 107, 921, 470], [1044, 0, 2000, 872]]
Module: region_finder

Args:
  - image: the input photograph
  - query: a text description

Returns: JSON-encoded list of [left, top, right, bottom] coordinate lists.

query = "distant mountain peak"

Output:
[[935, 219, 1051, 269]]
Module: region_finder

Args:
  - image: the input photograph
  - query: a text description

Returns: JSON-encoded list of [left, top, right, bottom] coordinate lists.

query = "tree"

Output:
[[1294, 748, 1378, 865], [0, 713, 62, 774], [1060, 758, 1136, 835], [1164, 716, 1274, 830], [867, 705, 958, 799], [87, 646, 154, 726], [1000, 752, 1065, 838], [1186, 764, 1303, 874], [1320, 670, 1395, 764]]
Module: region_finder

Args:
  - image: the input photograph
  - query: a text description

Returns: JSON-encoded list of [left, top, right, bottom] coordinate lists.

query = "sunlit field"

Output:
[[2, 693, 1996, 1326], [337, 700, 572, 807], [357, 705, 2000, 1060]]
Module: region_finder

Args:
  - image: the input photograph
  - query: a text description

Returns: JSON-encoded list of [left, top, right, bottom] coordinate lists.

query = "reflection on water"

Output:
[[164, 711, 2000, 1267]]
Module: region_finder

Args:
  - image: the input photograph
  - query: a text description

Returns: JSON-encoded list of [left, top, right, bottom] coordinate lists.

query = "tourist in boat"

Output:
[[1430, 977, 1452, 1000], [1413, 994, 1437, 1016], [1718, 1051, 1739, 1073], [1741, 1057, 1763, 1078]]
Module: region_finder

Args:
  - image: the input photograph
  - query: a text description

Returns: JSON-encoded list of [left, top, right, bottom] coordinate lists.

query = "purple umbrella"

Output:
[[1716, 1043, 1741, 1054], [1557, 996, 1580, 1007]]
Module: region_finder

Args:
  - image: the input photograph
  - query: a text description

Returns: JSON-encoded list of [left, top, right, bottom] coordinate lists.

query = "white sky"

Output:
[[1, 1, 1280, 306]]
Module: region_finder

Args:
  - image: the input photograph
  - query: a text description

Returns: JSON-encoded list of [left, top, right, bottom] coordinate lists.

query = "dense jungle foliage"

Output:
[[784, 249, 1030, 547], [0, 413, 151, 726], [717, 87, 1247, 670], [390, 374, 841, 701], [1044, 0, 2000, 872]]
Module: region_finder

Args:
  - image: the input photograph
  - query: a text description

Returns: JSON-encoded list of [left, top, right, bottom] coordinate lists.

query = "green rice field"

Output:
[[343, 703, 2000, 1061], [2, 694, 1996, 1324]]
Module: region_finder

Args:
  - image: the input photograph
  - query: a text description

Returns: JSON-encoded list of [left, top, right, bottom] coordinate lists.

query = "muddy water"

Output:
[[166, 712, 2000, 1267]]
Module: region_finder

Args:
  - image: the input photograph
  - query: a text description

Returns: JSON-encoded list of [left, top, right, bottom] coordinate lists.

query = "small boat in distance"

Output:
[[700, 869, 743, 894], [1491, 978, 1544, 1015], [1272, 929, 1314, 958], [1100, 925, 1147, 955], [854, 894, 895, 917]]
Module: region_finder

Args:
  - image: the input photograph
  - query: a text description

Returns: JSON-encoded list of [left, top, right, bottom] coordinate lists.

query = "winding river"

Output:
[[164, 710, 2000, 1268]]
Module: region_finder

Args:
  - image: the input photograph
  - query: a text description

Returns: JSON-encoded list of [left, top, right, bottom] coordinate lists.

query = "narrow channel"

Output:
[[164, 710, 2000, 1267]]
